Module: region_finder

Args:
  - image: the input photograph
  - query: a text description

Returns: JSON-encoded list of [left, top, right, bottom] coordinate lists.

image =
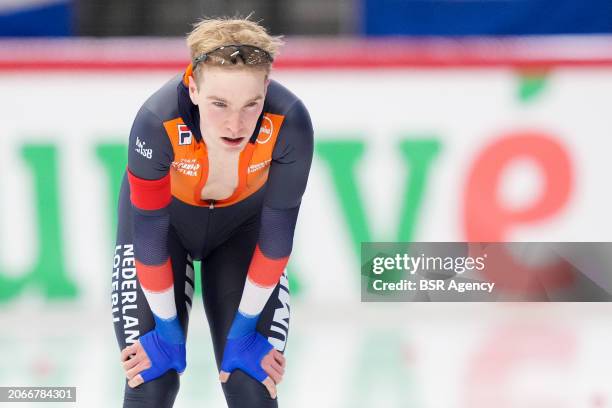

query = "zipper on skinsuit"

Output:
[[201, 199, 215, 258]]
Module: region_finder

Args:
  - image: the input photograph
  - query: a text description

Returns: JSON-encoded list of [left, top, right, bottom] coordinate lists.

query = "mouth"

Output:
[[221, 136, 245, 147]]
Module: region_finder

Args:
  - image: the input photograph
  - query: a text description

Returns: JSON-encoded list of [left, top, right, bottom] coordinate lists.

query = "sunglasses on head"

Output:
[[192, 44, 273, 69]]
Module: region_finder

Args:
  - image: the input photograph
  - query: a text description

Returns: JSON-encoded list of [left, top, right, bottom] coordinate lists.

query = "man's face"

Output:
[[188, 66, 269, 152]]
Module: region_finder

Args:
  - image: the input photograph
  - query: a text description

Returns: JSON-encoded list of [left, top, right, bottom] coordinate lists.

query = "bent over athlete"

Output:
[[111, 17, 313, 408]]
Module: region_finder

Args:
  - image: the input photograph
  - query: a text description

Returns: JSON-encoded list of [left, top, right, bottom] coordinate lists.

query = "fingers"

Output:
[[268, 359, 284, 376], [219, 370, 231, 383], [264, 349, 285, 383], [271, 349, 286, 368], [122, 353, 144, 371], [261, 352, 284, 384], [127, 374, 144, 389], [262, 377, 277, 399], [121, 341, 151, 383], [120, 343, 139, 362], [262, 360, 283, 384], [125, 360, 151, 381]]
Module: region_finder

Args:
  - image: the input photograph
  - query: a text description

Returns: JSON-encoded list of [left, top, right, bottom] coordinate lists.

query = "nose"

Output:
[[225, 110, 243, 136]]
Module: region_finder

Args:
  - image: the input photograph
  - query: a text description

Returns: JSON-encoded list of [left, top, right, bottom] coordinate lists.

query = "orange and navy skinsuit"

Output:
[[111, 66, 313, 408]]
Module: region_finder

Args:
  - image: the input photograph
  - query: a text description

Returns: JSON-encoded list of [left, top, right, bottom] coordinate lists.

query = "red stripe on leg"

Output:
[[127, 168, 171, 211], [247, 245, 289, 287], [135, 259, 173, 292]]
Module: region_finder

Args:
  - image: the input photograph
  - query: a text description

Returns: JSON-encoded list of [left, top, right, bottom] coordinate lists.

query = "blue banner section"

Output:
[[363, 0, 612, 36], [0, 1, 72, 36]]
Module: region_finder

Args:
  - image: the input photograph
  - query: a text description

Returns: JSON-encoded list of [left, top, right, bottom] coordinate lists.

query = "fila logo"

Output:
[[178, 124, 192, 146]]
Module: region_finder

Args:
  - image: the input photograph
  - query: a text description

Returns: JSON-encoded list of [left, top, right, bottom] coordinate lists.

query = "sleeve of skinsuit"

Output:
[[127, 106, 186, 354], [225, 98, 314, 345]]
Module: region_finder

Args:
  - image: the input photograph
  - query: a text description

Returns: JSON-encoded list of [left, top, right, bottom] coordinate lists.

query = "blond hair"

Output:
[[186, 16, 284, 79]]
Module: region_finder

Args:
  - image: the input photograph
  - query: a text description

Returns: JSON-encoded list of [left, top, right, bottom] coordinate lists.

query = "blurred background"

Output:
[[1, 0, 612, 407]]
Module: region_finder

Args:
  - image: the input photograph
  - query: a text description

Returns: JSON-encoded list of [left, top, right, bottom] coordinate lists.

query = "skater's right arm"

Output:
[[121, 105, 186, 388]]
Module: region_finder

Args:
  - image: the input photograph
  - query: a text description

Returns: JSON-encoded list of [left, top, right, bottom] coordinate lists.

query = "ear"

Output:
[[188, 75, 199, 105]]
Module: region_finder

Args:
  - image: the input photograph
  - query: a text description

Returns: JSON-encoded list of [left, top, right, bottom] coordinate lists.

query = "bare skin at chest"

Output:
[[188, 66, 270, 202], [200, 147, 241, 200]]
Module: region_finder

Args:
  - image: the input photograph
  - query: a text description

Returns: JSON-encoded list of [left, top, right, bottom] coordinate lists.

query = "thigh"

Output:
[[200, 213, 260, 368], [201, 213, 290, 407], [111, 172, 195, 407]]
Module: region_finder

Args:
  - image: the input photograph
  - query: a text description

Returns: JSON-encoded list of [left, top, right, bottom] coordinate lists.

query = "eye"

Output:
[[245, 101, 258, 108], [212, 101, 227, 108]]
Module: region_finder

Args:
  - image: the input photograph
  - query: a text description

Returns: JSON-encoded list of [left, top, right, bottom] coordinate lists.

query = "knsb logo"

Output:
[[256, 116, 273, 144], [134, 136, 153, 159], [178, 124, 192, 146]]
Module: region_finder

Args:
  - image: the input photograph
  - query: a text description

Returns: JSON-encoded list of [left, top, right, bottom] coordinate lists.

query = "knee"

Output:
[[221, 370, 278, 408], [123, 370, 180, 408]]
